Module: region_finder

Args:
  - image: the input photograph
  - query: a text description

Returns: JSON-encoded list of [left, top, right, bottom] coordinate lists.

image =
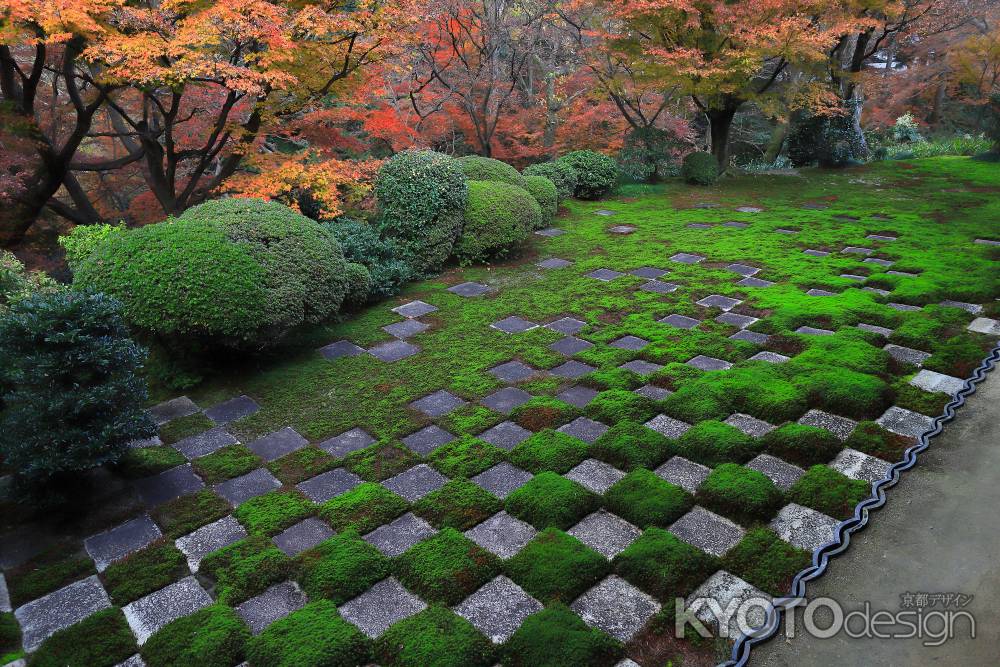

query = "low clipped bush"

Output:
[[585, 390, 657, 425], [556, 150, 618, 199], [453, 181, 540, 264], [503, 604, 621, 667], [297, 530, 391, 604], [459, 155, 526, 188], [199, 536, 291, 604], [675, 420, 756, 466], [721, 528, 811, 596], [232, 490, 314, 536], [604, 468, 692, 528], [505, 472, 599, 530], [326, 220, 412, 302], [376, 149, 468, 275], [412, 479, 501, 530], [613, 527, 717, 597], [523, 175, 559, 224], [509, 429, 590, 474], [142, 605, 248, 667], [681, 151, 718, 185], [375, 606, 494, 667], [505, 528, 609, 603], [762, 424, 843, 467], [342, 262, 373, 309], [30, 608, 136, 667], [789, 465, 870, 519], [522, 161, 577, 200], [394, 528, 500, 605], [320, 482, 408, 533], [245, 600, 370, 667], [698, 464, 783, 524], [591, 421, 673, 471]]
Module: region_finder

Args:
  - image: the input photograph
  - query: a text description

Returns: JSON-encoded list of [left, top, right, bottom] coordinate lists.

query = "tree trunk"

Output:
[[706, 107, 738, 170], [762, 120, 788, 164]]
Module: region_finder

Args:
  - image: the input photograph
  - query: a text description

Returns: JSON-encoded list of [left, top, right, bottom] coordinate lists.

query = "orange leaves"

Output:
[[0, 0, 123, 45]]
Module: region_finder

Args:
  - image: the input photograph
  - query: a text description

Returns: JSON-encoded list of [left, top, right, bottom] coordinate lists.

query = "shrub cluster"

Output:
[[325, 220, 412, 302], [522, 175, 559, 224], [453, 180, 541, 264], [459, 155, 527, 188], [556, 150, 618, 199], [522, 161, 577, 200], [681, 151, 718, 185]]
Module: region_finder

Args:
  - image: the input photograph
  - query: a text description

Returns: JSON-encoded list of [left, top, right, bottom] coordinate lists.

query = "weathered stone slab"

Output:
[[123, 576, 212, 645], [887, 302, 921, 312], [236, 581, 307, 635], [938, 300, 982, 315], [725, 263, 759, 276], [409, 390, 467, 417], [630, 267, 668, 279], [363, 514, 437, 557], [545, 317, 587, 335], [586, 269, 626, 281], [550, 360, 596, 379], [0, 572, 9, 612], [471, 463, 532, 500], [654, 456, 709, 493], [491, 316, 539, 334], [85, 515, 162, 572], [687, 571, 770, 639], [635, 384, 672, 401], [318, 340, 365, 360], [340, 578, 427, 639], [481, 387, 532, 415], [570, 575, 660, 642], [644, 415, 692, 439], [537, 258, 572, 269], [830, 448, 892, 483], [857, 323, 893, 337], [565, 459, 626, 495], [214, 468, 282, 507], [15, 575, 112, 652], [535, 227, 565, 237], [669, 507, 745, 557], [725, 414, 776, 438], [968, 317, 1000, 335], [248, 427, 308, 462], [716, 313, 759, 329], [392, 300, 438, 318], [805, 288, 836, 297], [557, 386, 599, 408], [465, 512, 536, 559], [175, 515, 247, 572], [568, 511, 641, 559], [746, 454, 804, 492], [798, 409, 857, 441], [883, 343, 931, 366], [368, 339, 420, 362], [594, 209, 617, 216], [489, 360, 541, 383], [381, 464, 448, 502], [735, 206, 762, 213], [448, 282, 491, 297], [296, 468, 362, 503], [842, 246, 874, 255], [619, 360, 664, 376], [803, 249, 830, 257], [696, 295, 742, 311], [729, 330, 770, 345], [841, 274, 866, 281], [609, 335, 649, 351], [670, 252, 705, 264], [549, 336, 594, 356], [749, 351, 790, 363], [318, 427, 375, 457], [865, 257, 895, 267], [974, 238, 1000, 246], [737, 277, 776, 287], [909, 369, 965, 396], [557, 417, 609, 444], [867, 234, 896, 241], [687, 355, 733, 371], [173, 427, 238, 460], [876, 406, 936, 439], [770, 503, 838, 551], [640, 280, 681, 294], [382, 319, 430, 339], [454, 576, 542, 643], [272, 518, 334, 557], [659, 314, 701, 329], [401, 425, 455, 455], [608, 225, 637, 234], [136, 465, 205, 507], [723, 222, 749, 229], [148, 397, 199, 426], [204, 395, 260, 425], [477, 421, 532, 451], [795, 326, 835, 336]]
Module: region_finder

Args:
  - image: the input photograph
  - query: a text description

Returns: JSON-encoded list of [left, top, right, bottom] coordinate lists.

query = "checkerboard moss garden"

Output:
[[1, 156, 998, 667]]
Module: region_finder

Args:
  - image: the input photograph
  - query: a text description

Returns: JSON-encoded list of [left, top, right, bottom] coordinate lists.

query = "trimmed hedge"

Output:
[[523, 175, 559, 224], [141, 605, 248, 667], [522, 161, 577, 200], [556, 151, 618, 199], [459, 155, 526, 188], [453, 181, 540, 264], [681, 151, 718, 185]]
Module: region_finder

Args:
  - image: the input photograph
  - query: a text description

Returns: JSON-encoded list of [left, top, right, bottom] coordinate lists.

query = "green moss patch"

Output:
[[697, 464, 783, 524], [722, 528, 812, 596], [192, 444, 260, 484], [233, 490, 314, 536], [319, 482, 408, 533], [199, 536, 292, 604], [297, 530, 390, 604], [158, 413, 215, 445], [613, 527, 718, 598], [6, 544, 95, 608], [505, 528, 608, 603], [789, 465, 871, 519], [591, 421, 673, 471], [30, 608, 136, 667], [675, 420, 756, 466], [412, 479, 501, 530], [142, 605, 248, 667], [153, 489, 232, 539], [394, 528, 500, 605], [503, 604, 621, 667], [505, 472, 599, 530], [427, 435, 505, 478], [604, 468, 692, 528], [114, 445, 187, 479], [267, 446, 339, 485], [509, 429, 590, 474], [762, 423, 843, 467], [245, 600, 370, 667], [375, 605, 493, 667], [102, 541, 188, 605]]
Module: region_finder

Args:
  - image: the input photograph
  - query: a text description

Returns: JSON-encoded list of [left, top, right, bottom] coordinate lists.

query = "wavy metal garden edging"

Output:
[[721, 341, 1000, 667]]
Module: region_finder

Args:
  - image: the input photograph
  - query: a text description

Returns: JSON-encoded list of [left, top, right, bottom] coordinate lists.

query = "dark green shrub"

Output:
[[509, 429, 590, 474], [454, 181, 540, 264], [233, 490, 314, 536], [613, 527, 717, 598], [427, 435, 505, 478], [523, 175, 559, 224], [721, 528, 811, 596], [326, 220, 412, 302], [153, 490, 231, 539], [503, 604, 621, 667], [115, 446, 187, 479], [141, 605, 248, 667], [698, 464, 783, 524], [1, 250, 59, 313], [191, 444, 259, 484], [199, 536, 291, 604], [29, 608, 135, 667], [762, 424, 843, 467], [605, 468, 692, 528], [618, 126, 684, 182], [522, 161, 577, 200], [0, 291, 155, 493], [412, 479, 501, 530], [376, 606, 494, 667], [342, 262, 373, 308], [320, 482, 408, 533], [505, 528, 608, 602], [557, 150, 618, 199], [585, 389, 657, 425], [591, 422, 674, 470], [789, 465, 870, 519], [394, 528, 500, 605], [245, 600, 369, 667], [681, 151, 718, 185], [375, 149, 468, 275], [459, 155, 526, 187], [675, 420, 756, 466], [787, 108, 865, 167], [511, 396, 580, 431], [6, 545, 94, 608], [505, 472, 599, 529], [297, 530, 390, 604], [102, 541, 188, 605]]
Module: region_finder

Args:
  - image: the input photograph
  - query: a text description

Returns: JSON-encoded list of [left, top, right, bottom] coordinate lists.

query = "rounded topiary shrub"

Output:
[[453, 180, 541, 264], [681, 151, 718, 185], [522, 175, 559, 224], [556, 150, 618, 199], [459, 155, 526, 188], [522, 161, 577, 201], [325, 219, 412, 302], [375, 149, 468, 275]]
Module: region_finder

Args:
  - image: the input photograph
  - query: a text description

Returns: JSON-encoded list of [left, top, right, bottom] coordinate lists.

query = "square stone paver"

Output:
[[14, 575, 112, 652], [557, 385, 599, 408], [550, 336, 594, 356], [716, 313, 759, 329], [858, 323, 894, 337], [867, 234, 897, 241], [392, 300, 438, 318], [401, 425, 455, 455], [492, 316, 538, 334], [568, 511, 641, 559], [465, 513, 537, 559], [148, 397, 199, 425], [968, 317, 1000, 335], [909, 369, 965, 396], [669, 507, 745, 557], [687, 355, 733, 371], [888, 302, 922, 313], [939, 300, 983, 314], [738, 276, 776, 288], [1, 573, 9, 613], [368, 339, 420, 362], [798, 409, 857, 441], [619, 359, 663, 376], [551, 360, 597, 379], [318, 427, 376, 457], [489, 360, 541, 383], [670, 253, 705, 264], [381, 464, 448, 502], [842, 246, 874, 255], [535, 227, 565, 237], [883, 343, 931, 367], [644, 415, 693, 439], [236, 581, 307, 635], [570, 575, 660, 642], [545, 317, 587, 335], [85, 515, 162, 572], [595, 209, 617, 216], [696, 295, 742, 311], [654, 456, 709, 493], [448, 282, 491, 297], [482, 387, 532, 415], [795, 326, 835, 336], [214, 468, 282, 507], [749, 351, 790, 363], [296, 468, 362, 503], [775, 228, 799, 234], [537, 257, 573, 269], [557, 417, 609, 444], [455, 575, 543, 643], [866, 257, 895, 267], [175, 515, 247, 572], [660, 314, 701, 329], [630, 267, 668, 279], [136, 464, 205, 506], [204, 395, 260, 425], [730, 330, 770, 345], [609, 225, 637, 234], [687, 571, 770, 639], [974, 238, 1000, 246], [841, 274, 866, 281], [635, 384, 673, 401], [803, 249, 830, 257], [340, 578, 427, 639], [865, 286, 890, 296], [806, 288, 836, 297], [471, 463, 533, 500], [318, 340, 365, 360], [248, 427, 308, 462], [272, 517, 334, 557], [770, 503, 839, 551], [830, 448, 893, 483], [688, 223, 713, 229], [410, 390, 467, 417], [123, 576, 212, 644], [363, 514, 438, 557], [736, 206, 763, 213], [173, 427, 238, 460], [478, 421, 533, 451], [876, 406, 936, 439], [723, 221, 750, 229], [724, 414, 776, 438], [725, 263, 760, 276], [610, 335, 649, 351], [641, 280, 682, 294], [565, 459, 626, 495], [382, 319, 430, 339], [746, 454, 805, 492], [586, 268, 626, 281]]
